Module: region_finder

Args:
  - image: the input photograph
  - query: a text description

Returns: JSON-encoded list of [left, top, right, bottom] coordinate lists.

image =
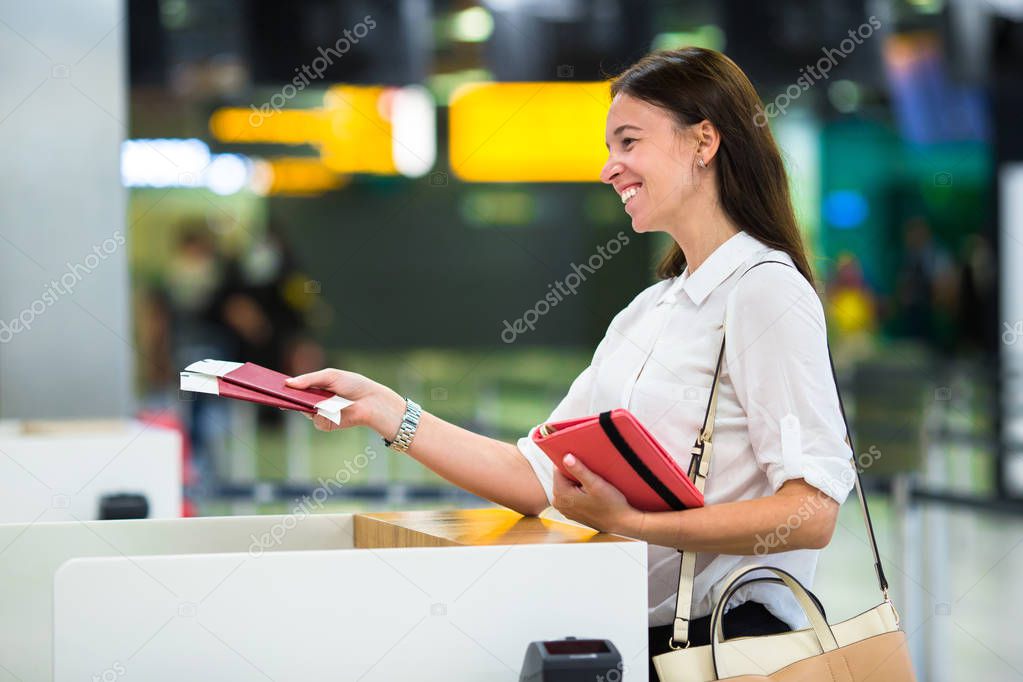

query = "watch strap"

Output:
[[384, 397, 422, 453]]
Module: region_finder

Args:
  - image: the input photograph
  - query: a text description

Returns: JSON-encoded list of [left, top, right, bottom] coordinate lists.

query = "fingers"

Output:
[[552, 468, 574, 494], [552, 469, 578, 512], [311, 414, 340, 431], [285, 369, 338, 391], [562, 453, 598, 488]]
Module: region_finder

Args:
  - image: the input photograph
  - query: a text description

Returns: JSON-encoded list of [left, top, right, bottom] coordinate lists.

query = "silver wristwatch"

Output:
[[383, 397, 422, 453]]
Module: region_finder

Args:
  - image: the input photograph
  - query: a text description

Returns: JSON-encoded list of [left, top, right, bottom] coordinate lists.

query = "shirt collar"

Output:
[[657, 230, 767, 306]]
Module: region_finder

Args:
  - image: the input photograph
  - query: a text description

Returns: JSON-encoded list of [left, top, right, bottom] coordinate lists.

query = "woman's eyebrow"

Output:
[[605, 124, 643, 148]]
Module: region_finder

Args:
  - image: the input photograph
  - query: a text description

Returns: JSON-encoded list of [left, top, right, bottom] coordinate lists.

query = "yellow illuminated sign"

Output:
[[448, 82, 611, 182], [209, 85, 435, 179], [209, 109, 331, 145], [319, 86, 396, 175]]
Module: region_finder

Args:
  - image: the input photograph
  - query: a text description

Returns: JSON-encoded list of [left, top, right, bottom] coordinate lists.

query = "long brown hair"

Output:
[[609, 47, 815, 288]]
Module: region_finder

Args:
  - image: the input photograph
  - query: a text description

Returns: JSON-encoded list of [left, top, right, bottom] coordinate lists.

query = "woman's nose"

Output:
[[600, 158, 622, 185]]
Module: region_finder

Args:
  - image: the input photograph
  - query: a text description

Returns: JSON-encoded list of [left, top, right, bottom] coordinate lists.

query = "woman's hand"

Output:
[[552, 454, 643, 536], [285, 369, 406, 438]]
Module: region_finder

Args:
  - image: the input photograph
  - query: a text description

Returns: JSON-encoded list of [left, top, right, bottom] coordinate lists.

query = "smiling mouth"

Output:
[[620, 185, 640, 205]]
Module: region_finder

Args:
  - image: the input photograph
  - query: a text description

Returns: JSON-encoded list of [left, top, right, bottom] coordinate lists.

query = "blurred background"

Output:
[[1, 0, 1022, 679]]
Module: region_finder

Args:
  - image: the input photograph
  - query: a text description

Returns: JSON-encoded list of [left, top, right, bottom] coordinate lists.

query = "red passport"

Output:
[[531, 409, 704, 512], [180, 360, 352, 424]]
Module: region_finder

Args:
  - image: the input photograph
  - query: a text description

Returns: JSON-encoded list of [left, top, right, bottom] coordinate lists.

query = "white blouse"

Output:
[[515, 230, 855, 630]]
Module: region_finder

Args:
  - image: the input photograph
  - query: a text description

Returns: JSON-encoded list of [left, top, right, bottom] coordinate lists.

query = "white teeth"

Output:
[[620, 186, 639, 204]]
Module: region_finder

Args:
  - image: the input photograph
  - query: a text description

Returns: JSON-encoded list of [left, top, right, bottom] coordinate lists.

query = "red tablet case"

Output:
[[531, 408, 704, 512]]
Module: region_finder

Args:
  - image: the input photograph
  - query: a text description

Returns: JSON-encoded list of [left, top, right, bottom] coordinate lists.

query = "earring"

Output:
[[697, 156, 706, 168]]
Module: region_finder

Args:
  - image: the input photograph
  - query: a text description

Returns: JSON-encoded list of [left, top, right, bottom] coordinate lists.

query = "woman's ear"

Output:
[[695, 119, 721, 165]]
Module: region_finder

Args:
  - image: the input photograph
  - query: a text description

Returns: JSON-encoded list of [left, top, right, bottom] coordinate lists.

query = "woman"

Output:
[[286, 47, 854, 678]]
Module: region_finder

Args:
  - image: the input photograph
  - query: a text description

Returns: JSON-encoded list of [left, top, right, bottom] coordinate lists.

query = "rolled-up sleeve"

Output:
[[724, 264, 855, 504]]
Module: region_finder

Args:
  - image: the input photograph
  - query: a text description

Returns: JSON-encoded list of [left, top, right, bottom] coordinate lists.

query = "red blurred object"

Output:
[[137, 408, 194, 517]]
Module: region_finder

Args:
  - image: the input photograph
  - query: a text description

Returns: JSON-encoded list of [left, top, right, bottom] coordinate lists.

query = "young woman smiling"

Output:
[[287, 47, 854, 678]]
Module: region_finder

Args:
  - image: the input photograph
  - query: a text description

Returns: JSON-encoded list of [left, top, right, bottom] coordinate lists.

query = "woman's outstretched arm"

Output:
[[286, 368, 549, 517]]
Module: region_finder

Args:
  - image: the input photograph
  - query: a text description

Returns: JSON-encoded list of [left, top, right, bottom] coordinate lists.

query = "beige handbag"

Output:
[[652, 260, 917, 681]]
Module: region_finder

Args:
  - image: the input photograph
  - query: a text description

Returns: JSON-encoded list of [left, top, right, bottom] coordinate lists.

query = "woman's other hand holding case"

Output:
[[552, 454, 643, 536]]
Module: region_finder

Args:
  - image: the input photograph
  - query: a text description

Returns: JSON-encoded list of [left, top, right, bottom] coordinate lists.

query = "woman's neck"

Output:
[[668, 191, 741, 275]]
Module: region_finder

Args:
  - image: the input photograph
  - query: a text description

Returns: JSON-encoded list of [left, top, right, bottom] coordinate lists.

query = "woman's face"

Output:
[[600, 93, 701, 234]]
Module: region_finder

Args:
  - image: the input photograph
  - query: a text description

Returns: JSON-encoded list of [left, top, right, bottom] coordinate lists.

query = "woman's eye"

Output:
[[622, 138, 635, 148]]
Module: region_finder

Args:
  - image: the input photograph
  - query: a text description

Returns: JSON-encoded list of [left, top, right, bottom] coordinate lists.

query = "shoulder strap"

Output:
[[669, 259, 889, 648]]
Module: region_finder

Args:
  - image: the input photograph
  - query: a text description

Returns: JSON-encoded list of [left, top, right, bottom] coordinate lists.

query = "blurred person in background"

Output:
[[223, 221, 326, 425], [158, 221, 237, 496], [148, 217, 327, 494], [895, 216, 959, 352], [957, 233, 997, 354]]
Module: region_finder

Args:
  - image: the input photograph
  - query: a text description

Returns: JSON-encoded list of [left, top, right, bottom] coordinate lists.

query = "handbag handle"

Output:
[[668, 335, 725, 647], [669, 259, 890, 647], [709, 565, 838, 678]]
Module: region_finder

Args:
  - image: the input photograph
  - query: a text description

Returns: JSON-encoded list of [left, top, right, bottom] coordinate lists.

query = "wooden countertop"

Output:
[[353, 507, 636, 549]]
